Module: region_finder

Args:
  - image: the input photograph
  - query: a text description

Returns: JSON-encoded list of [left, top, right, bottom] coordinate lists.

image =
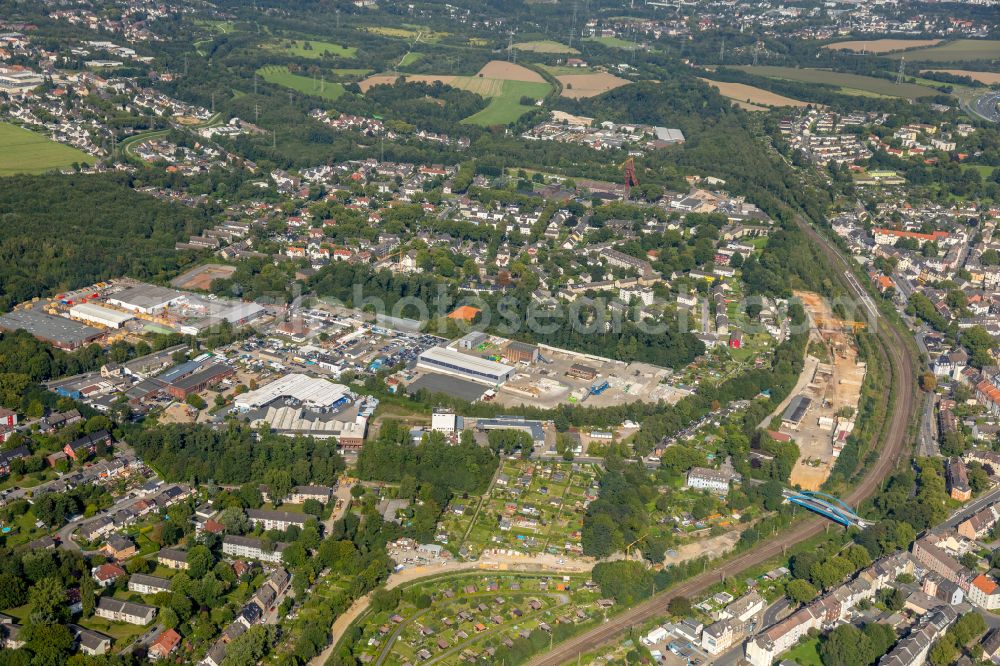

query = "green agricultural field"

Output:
[[257, 66, 345, 101], [0, 123, 91, 176], [364, 25, 449, 43], [267, 38, 356, 59], [514, 40, 580, 54], [585, 35, 641, 50], [332, 68, 373, 77], [736, 66, 938, 99], [398, 51, 423, 67], [897, 39, 1000, 62], [462, 80, 551, 126]]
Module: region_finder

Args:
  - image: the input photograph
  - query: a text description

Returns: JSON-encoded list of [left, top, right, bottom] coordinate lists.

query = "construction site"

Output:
[[777, 292, 867, 491]]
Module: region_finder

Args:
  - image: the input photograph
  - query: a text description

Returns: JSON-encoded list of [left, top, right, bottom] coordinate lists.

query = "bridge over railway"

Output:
[[782, 489, 871, 528]]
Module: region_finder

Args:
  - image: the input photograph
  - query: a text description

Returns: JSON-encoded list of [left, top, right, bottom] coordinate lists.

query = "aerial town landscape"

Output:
[[1, 0, 1000, 665]]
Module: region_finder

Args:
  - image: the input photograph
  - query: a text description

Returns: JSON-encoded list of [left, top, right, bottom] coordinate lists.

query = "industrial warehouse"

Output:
[[69, 302, 134, 329], [233, 373, 352, 412], [416, 345, 516, 385], [232, 373, 368, 445], [0, 278, 272, 350], [0, 308, 103, 350]]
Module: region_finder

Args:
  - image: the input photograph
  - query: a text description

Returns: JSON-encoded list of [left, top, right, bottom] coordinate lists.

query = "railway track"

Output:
[[526, 219, 916, 666]]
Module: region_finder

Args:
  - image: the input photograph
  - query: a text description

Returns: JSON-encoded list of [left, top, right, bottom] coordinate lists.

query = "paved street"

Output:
[[967, 91, 1000, 123]]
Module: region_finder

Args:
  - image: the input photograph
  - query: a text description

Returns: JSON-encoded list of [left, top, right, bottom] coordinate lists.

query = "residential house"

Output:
[[946, 457, 972, 501], [968, 574, 1000, 610], [100, 534, 136, 561], [222, 535, 288, 564], [95, 597, 156, 625], [156, 548, 189, 570], [128, 573, 172, 596], [149, 628, 181, 660], [957, 503, 1000, 540], [63, 429, 111, 461], [246, 508, 309, 531], [877, 606, 957, 666], [685, 467, 734, 494], [289, 485, 334, 504], [71, 626, 111, 656], [91, 563, 126, 588]]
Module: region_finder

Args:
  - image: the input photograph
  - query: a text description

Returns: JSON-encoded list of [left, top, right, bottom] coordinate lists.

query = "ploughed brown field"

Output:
[[923, 69, 1000, 85], [699, 78, 810, 108], [557, 72, 630, 98]]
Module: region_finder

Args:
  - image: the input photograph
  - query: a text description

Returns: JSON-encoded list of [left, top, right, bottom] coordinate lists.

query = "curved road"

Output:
[[525, 219, 917, 666], [967, 91, 1000, 123]]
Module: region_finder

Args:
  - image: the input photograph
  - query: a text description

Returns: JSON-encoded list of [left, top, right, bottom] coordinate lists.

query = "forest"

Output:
[[0, 173, 212, 311], [129, 422, 346, 487]]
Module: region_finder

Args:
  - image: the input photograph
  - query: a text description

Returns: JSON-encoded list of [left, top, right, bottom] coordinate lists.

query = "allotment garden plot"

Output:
[[438, 461, 599, 559], [354, 573, 606, 666]]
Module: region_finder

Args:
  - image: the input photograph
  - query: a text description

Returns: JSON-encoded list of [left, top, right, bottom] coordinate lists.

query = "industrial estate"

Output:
[[0, 1, 999, 666]]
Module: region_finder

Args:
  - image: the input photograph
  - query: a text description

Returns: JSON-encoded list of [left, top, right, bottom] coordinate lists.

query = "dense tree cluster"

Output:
[[0, 174, 211, 311], [129, 422, 345, 486]]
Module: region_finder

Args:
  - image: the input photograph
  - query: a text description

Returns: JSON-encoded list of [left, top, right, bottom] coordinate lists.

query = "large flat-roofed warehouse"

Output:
[[69, 302, 134, 329], [234, 374, 352, 412], [475, 416, 545, 445], [417, 346, 515, 385], [107, 284, 185, 315], [166, 363, 234, 399], [781, 395, 812, 429], [0, 309, 103, 350]]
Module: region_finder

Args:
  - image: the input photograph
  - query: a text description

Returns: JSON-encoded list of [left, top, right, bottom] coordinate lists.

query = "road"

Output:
[[966, 90, 1000, 123], [524, 219, 917, 666], [942, 484, 1000, 530], [710, 598, 791, 666]]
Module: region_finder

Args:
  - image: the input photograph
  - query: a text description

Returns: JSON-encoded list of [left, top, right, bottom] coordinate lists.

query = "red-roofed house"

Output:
[[92, 563, 126, 587], [969, 574, 1000, 610], [873, 227, 950, 246], [149, 628, 182, 660], [201, 518, 224, 535]]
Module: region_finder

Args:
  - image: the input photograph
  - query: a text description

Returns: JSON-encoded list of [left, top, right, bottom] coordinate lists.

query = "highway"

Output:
[[525, 219, 917, 666], [967, 91, 1000, 124]]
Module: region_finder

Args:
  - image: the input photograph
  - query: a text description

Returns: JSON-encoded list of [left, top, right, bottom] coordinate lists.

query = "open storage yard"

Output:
[[0, 122, 91, 175], [170, 264, 237, 291], [735, 66, 939, 99], [822, 38, 942, 53], [699, 79, 810, 108]]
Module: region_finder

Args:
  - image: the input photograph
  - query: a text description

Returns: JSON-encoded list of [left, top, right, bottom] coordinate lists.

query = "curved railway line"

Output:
[[525, 219, 916, 666]]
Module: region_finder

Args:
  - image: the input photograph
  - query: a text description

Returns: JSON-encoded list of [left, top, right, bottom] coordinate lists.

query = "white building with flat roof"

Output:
[[431, 411, 458, 434], [417, 346, 515, 385], [233, 373, 351, 412], [69, 302, 134, 329], [107, 284, 186, 315]]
